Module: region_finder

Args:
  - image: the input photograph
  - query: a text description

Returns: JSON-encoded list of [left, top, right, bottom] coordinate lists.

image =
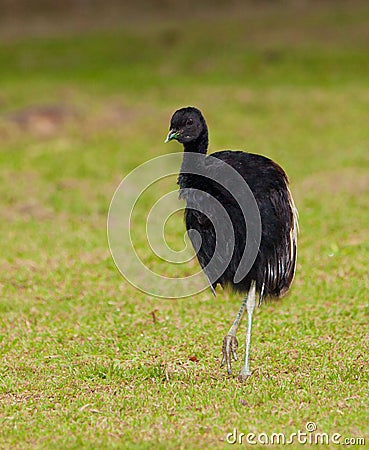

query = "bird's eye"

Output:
[[186, 118, 193, 126]]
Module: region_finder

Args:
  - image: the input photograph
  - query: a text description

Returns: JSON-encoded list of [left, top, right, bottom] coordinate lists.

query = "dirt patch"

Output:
[[4, 100, 140, 137], [7, 105, 76, 137]]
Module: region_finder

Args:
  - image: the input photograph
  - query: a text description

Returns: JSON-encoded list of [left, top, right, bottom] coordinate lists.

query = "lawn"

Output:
[[0, 2, 368, 449]]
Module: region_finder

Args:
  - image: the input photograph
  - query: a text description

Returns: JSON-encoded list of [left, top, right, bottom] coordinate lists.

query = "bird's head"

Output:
[[165, 107, 207, 146]]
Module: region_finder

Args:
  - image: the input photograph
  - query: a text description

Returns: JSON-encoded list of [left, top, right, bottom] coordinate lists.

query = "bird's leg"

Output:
[[239, 281, 256, 381], [220, 295, 248, 374]]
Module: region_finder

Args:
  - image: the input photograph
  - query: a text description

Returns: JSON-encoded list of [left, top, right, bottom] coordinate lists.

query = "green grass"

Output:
[[0, 2, 368, 449]]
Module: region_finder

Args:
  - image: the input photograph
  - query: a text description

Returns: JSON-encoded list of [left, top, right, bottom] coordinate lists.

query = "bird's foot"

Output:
[[238, 367, 252, 382], [220, 334, 238, 374]]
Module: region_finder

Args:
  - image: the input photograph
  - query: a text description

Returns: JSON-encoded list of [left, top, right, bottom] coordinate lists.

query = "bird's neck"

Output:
[[178, 131, 209, 189], [178, 132, 209, 189], [183, 130, 209, 154]]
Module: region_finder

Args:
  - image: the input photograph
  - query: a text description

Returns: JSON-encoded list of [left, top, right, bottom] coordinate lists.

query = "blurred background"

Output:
[[1, 0, 368, 244], [1, 1, 368, 448]]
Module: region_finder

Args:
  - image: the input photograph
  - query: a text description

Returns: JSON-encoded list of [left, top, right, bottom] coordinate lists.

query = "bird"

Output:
[[165, 106, 298, 381]]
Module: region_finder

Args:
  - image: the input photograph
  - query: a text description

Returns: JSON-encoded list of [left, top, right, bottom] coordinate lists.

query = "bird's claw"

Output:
[[238, 369, 252, 382], [220, 334, 238, 374]]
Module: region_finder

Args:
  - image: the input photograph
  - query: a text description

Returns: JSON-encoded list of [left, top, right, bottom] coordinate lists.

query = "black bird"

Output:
[[165, 107, 298, 380]]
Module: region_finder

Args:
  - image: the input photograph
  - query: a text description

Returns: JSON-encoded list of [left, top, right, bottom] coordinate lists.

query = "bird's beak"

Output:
[[165, 129, 180, 143]]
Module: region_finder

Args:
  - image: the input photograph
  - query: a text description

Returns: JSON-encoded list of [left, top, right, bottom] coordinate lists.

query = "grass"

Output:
[[0, 2, 368, 448]]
